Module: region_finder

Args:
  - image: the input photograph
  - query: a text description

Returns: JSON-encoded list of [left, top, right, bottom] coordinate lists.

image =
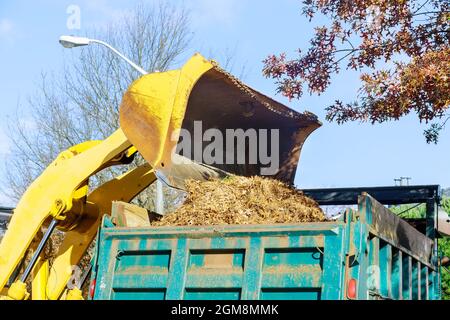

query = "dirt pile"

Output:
[[152, 176, 325, 226]]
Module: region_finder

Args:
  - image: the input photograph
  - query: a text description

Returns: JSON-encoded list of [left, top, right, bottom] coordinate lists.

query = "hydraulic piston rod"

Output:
[[20, 219, 57, 283]]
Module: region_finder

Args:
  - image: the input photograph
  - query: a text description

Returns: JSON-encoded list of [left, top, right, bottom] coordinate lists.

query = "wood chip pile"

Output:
[[152, 176, 325, 226]]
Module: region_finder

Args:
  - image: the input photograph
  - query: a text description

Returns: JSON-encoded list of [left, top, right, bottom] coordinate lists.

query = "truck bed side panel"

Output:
[[93, 223, 346, 300]]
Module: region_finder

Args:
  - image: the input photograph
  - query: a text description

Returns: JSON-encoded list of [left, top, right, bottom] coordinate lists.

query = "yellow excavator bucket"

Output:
[[120, 53, 321, 187]]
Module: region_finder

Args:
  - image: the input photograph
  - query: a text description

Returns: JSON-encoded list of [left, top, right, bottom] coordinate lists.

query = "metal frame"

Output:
[[0, 207, 13, 223], [301, 185, 441, 206], [303, 184, 442, 300], [302, 185, 441, 239]]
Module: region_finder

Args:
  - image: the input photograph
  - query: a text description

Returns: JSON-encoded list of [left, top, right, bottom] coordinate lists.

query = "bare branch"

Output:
[[3, 2, 191, 207]]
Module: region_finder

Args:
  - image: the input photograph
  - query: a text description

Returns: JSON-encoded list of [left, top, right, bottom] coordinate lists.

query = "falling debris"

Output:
[[152, 176, 325, 226]]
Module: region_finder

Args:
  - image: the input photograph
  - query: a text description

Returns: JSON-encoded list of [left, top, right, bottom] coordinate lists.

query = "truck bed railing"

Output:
[[302, 185, 441, 206]]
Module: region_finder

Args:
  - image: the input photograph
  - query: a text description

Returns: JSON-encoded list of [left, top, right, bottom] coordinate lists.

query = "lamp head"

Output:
[[59, 35, 91, 48]]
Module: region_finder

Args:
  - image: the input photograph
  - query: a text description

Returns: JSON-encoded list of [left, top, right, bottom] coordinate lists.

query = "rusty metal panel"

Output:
[[359, 193, 434, 263], [92, 220, 345, 300]]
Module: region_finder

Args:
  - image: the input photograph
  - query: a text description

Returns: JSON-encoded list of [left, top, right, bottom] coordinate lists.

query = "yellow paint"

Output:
[[45, 163, 156, 300], [0, 129, 132, 292], [66, 288, 83, 300], [120, 53, 213, 172], [31, 257, 49, 300], [7, 281, 29, 300]]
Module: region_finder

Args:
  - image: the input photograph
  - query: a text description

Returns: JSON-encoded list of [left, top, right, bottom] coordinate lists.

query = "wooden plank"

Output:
[[111, 201, 153, 227]]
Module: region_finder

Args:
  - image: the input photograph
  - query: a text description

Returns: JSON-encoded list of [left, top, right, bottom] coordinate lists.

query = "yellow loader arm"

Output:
[[44, 162, 156, 300], [1, 135, 156, 300], [0, 129, 133, 296]]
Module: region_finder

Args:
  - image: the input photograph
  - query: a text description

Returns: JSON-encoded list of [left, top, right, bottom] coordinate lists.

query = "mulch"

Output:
[[152, 175, 325, 226]]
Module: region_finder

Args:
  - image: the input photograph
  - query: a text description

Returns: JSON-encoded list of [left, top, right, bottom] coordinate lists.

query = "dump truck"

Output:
[[88, 185, 444, 300], [0, 52, 448, 300]]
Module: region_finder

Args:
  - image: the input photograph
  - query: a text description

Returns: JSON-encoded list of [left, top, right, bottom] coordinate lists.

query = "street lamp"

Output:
[[59, 35, 165, 214], [59, 35, 148, 75]]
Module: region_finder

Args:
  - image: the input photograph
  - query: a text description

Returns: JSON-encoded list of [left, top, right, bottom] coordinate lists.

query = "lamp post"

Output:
[[59, 35, 164, 214], [59, 35, 148, 75]]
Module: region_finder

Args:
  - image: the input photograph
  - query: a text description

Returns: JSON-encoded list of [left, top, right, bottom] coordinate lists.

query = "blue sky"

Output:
[[0, 0, 448, 204]]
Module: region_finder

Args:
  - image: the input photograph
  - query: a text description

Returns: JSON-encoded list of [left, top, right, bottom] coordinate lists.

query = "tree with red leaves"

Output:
[[263, 0, 449, 143]]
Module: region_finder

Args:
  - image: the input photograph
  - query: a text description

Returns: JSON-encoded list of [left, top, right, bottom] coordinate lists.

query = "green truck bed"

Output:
[[89, 187, 442, 300]]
